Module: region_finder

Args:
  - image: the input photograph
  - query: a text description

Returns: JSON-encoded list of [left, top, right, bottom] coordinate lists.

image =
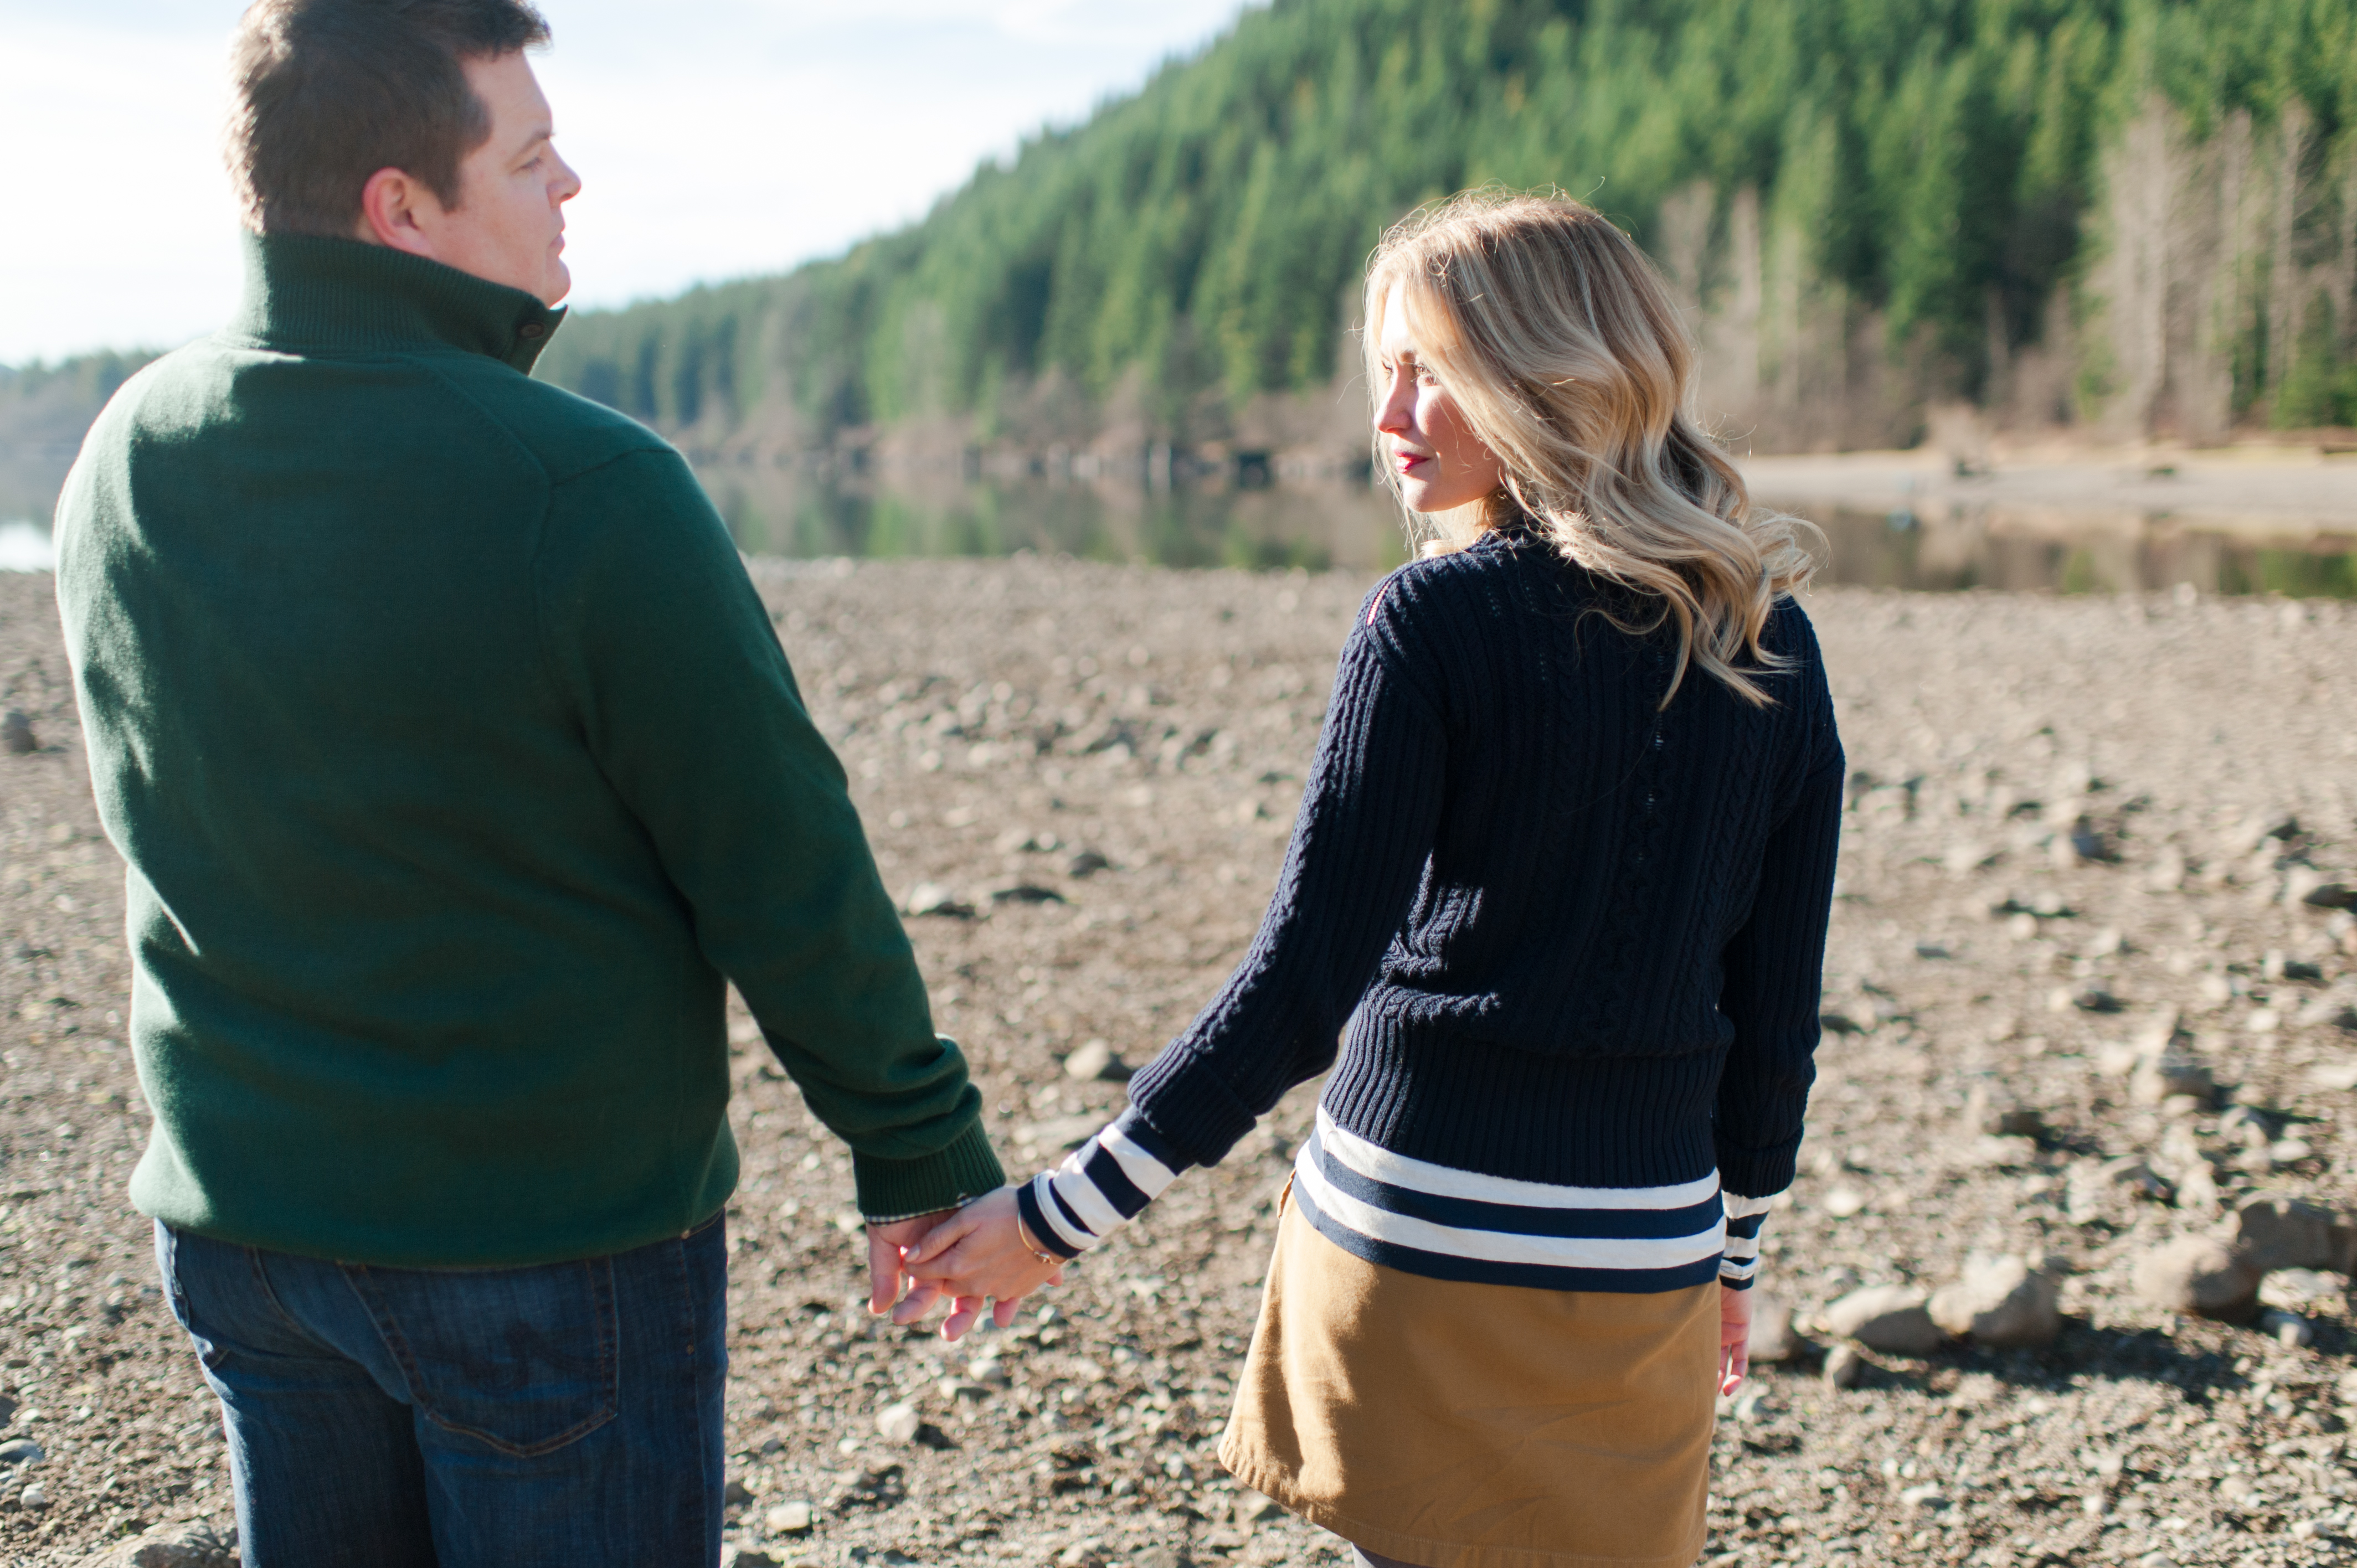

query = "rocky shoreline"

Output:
[[2, 559, 2355, 1568]]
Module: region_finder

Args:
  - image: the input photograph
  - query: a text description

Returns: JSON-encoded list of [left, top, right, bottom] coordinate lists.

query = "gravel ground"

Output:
[[2, 558, 2356, 1568]]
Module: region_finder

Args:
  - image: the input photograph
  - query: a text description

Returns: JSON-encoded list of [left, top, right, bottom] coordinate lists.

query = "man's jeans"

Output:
[[156, 1214, 727, 1568]]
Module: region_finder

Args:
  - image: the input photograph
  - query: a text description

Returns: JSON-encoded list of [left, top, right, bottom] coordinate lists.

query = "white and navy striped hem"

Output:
[[1289, 1107, 1765, 1293], [1016, 1109, 1182, 1260]]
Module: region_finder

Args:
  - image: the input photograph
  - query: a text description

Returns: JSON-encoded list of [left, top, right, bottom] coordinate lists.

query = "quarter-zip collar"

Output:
[[226, 229, 565, 373]]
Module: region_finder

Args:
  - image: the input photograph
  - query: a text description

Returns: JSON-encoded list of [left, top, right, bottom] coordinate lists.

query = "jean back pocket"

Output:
[[343, 1255, 620, 1458]]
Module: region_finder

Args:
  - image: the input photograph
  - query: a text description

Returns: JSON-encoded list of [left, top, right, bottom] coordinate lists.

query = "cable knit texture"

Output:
[[1127, 525, 1844, 1202]]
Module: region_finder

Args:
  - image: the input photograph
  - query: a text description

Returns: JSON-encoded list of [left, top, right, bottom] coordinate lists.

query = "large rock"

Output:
[[1, 710, 33, 756], [1928, 1254, 2062, 1348], [76, 1523, 238, 1568], [1824, 1285, 1944, 1354], [2235, 1192, 2357, 1275], [2132, 1235, 2263, 1324]]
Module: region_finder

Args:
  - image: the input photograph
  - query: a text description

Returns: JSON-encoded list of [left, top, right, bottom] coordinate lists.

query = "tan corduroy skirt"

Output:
[[1217, 1200, 1720, 1568]]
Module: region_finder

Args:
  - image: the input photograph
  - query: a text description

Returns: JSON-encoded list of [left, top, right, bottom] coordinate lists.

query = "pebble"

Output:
[[2286, 868, 2357, 910], [1746, 1293, 1800, 1364], [2260, 1268, 2344, 1309], [1821, 1184, 1868, 1218], [1967, 1083, 2046, 1139], [1825, 1285, 1944, 1354], [2130, 1049, 2215, 1108], [1061, 1039, 1131, 1082], [2097, 1156, 2175, 1204], [719, 1550, 780, 1568], [19, 1482, 45, 1508], [2053, 981, 2123, 1014], [2305, 1058, 2357, 1090], [77, 1521, 245, 1568], [1, 710, 33, 756], [2132, 1235, 2262, 1323], [2257, 1308, 2317, 1348], [874, 1401, 923, 1444], [1928, 1254, 2062, 1348], [0, 1437, 42, 1467], [904, 881, 975, 919], [1823, 1342, 1869, 1389], [2234, 1191, 2353, 1274], [765, 1500, 815, 1534]]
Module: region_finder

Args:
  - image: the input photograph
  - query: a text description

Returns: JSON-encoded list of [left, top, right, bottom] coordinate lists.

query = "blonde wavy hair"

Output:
[[1365, 188, 1822, 708]]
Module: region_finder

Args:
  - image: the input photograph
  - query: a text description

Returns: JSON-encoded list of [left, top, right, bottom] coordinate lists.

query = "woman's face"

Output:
[[1373, 288, 1505, 515]]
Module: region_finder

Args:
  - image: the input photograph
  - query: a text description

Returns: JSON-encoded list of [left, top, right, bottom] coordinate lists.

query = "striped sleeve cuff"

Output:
[[1013, 1108, 1184, 1261], [1720, 1190, 1773, 1291]]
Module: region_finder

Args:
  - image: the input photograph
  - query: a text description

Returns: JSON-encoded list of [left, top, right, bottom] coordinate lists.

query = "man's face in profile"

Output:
[[359, 50, 580, 306]]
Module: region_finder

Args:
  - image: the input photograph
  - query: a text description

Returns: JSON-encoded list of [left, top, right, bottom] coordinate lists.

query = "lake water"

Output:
[[692, 462, 2357, 597], [8, 476, 2353, 597], [0, 519, 55, 572]]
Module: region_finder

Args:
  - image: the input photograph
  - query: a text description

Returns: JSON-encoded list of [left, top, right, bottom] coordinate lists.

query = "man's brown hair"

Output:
[[226, 0, 551, 237]]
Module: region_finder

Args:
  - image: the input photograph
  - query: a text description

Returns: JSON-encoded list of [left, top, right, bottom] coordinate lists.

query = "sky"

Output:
[[0, 0, 1257, 367]]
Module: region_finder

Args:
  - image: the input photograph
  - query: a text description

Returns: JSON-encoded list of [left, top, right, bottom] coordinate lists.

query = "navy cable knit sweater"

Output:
[[1023, 525, 1843, 1286]]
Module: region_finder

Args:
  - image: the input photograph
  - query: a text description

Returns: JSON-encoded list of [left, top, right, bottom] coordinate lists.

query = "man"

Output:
[[53, 2, 1006, 1561]]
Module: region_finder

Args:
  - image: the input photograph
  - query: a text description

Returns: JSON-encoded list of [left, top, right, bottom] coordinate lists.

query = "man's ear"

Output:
[[356, 167, 436, 257]]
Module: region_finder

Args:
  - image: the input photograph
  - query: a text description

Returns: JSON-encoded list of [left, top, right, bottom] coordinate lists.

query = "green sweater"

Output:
[[54, 233, 1002, 1267]]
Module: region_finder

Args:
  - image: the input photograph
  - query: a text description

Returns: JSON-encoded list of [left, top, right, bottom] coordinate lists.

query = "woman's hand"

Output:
[[1718, 1283, 1752, 1397], [900, 1186, 1066, 1341]]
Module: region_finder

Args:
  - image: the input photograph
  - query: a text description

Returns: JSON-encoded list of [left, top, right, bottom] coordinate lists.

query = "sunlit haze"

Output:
[[0, 0, 1255, 366]]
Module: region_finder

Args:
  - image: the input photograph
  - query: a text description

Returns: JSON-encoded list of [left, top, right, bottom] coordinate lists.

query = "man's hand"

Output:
[[866, 1211, 956, 1321], [902, 1187, 1066, 1340], [1719, 1282, 1753, 1397]]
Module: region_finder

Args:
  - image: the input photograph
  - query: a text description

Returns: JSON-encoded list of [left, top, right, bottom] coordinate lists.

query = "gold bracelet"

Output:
[[1014, 1213, 1061, 1267]]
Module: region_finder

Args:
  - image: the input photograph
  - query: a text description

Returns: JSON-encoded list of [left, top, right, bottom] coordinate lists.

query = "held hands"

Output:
[[898, 1187, 1066, 1341], [864, 1209, 1011, 1336], [1718, 1282, 1752, 1397]]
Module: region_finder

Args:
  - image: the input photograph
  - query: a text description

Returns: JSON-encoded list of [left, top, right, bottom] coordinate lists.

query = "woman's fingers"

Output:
[[901, 1210, 978, 1266], [905, 1233, 986, 1283]]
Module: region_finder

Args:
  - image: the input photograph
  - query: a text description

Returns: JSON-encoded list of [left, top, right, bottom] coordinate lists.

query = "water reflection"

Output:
[[1804, 506, 2357, 597], [696, 460, 1408, 572], [694, 460, 2357, 598]]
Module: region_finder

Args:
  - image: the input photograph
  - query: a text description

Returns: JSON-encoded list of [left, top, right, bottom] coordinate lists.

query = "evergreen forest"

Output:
[[534, 0, 2357, 457]]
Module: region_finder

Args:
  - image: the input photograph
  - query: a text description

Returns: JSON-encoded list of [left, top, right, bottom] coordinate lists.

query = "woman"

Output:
[[903, 189, 1843, 1568]]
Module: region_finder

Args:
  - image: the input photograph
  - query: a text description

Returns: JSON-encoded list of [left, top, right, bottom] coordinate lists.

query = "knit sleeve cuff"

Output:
[[854, 1120, 1007, 1224], [1017, 1108, 1187, 1259], [1713, 1135, 1803, 1207], [1720, 1190, 1773, 1290]]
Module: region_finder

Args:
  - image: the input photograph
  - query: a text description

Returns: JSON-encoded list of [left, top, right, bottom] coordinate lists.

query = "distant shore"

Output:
[[1739, 442, 2357, 539]]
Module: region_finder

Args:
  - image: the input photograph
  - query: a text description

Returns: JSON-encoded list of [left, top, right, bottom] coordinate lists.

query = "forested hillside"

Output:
[[536, 0, 2357, 461], [10, 0, 2356, 518]]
